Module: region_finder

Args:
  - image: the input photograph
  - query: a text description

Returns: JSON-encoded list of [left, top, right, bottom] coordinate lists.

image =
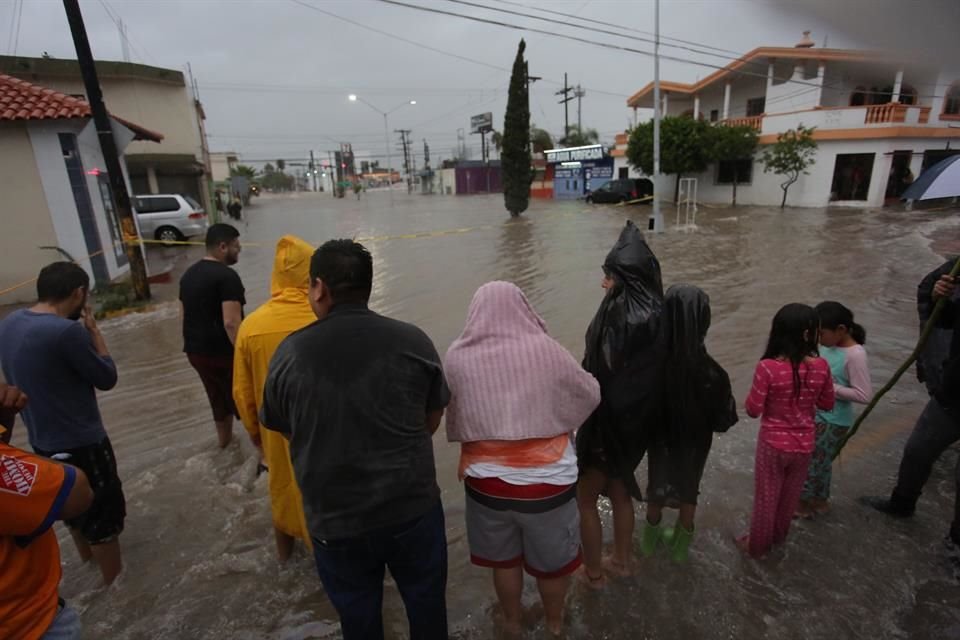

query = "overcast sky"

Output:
[[4, 0, 958, 166]]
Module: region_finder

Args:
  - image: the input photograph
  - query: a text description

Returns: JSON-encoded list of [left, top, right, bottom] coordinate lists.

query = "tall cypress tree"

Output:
[[502, 39, 531, 217]]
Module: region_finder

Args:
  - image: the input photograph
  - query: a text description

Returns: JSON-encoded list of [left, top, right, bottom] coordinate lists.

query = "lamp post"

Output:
[[349, 95, 416, 191]]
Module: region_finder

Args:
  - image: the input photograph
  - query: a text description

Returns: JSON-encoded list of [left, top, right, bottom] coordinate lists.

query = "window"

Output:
[[746, 97, 766, 117], [850, 87, 867, 106], [898, 85, 917, 105], [184, 195, 203, 210], [716, 159, 753, 185], [709, 109, 719, 122], [944, 83, 960, 117], [830, 153, 875, 201], [136, 196, 179, 213], [618, 166, 629, 179]]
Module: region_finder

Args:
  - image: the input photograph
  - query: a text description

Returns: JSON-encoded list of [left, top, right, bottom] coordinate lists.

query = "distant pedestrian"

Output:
[[444, 281, 600, 636], [260, 239, 450, 640], [738, 304, 834, 558], [227, 198, 243, 222], [796, 302, 871, 518], [642, 285, 738, 563], [180, 224, 244, 448], [0, 262, 126, 585], [233, 236, 316, 562]]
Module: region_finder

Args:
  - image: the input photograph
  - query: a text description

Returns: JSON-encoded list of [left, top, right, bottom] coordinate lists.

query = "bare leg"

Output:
[[90, 539, 123, 585], [607, 479, 635, 574], [646, 501, 664, 526], [677, 503, 696, 531], [69, 528, 93, 563], [492, 566, 524, 635], [274, 527, 295, 562], [215, 416, 233, 449], [576, 468, 607, 587], [536, 575, 570, 636]]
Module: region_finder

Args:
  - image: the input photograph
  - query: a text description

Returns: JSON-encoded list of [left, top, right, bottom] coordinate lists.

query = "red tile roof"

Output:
[[0, 73, 163, 142]]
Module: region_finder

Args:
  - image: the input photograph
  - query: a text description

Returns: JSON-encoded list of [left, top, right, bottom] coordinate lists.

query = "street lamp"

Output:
[[348, 94, 416, 191]]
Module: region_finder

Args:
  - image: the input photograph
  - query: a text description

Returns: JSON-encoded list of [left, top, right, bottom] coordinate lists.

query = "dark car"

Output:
[[585, 178, 654, 204]]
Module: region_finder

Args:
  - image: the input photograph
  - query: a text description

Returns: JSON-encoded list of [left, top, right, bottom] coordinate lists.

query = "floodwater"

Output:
[[11, 191, 960, 639]]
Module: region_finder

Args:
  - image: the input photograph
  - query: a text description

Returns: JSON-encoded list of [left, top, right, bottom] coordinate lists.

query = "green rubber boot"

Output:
[[667, 523, 695, 563], [640, 519, 664, 556]]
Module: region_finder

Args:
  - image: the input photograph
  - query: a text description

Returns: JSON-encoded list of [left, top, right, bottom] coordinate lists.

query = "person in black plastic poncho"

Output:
[[576, 220, 664, 587], [641, 285, 738, 563]]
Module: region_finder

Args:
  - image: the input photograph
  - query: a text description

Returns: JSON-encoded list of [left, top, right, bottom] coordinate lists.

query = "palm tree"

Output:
[[530, 127, 554, 153], [560, 125, 599, 147], [491, 130, 503, 158]]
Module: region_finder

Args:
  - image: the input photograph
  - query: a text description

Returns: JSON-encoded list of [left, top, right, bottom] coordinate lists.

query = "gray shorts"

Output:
[[464, 483, 582, 578]]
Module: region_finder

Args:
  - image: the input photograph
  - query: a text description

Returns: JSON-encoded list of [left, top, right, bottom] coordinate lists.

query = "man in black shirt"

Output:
[[179, 224, 245, 448], [863, 266, 960, 548], [261, 239, 450, 640]]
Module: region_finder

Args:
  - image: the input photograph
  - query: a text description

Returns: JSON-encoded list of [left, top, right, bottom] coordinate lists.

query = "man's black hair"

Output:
[[36, 262, 89, 302], [310, 239, 373, 305], [205, 223, 240, 249]]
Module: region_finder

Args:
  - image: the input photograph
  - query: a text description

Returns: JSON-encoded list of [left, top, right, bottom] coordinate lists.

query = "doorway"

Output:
[[885, 150, 913, 199], [830, 153, 875, 201]]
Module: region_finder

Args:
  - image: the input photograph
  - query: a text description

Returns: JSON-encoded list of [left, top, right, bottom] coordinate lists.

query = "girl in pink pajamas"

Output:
[[739, 303, 835, 558]]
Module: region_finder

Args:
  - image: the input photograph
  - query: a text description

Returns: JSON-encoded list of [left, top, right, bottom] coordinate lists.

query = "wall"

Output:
[[27, 120, 133, 287], [210, 153, 236, 182], [27, 76, 200, 158], [930, 68, 960, 125], [0, 124, 59, 302]]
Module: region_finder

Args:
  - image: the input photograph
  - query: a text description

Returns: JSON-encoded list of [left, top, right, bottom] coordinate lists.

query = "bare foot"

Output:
[[522, 602, 544, 628], [602, 555, 632, 578], [492, 608, 523, 640], [575, 565, 606, 590]]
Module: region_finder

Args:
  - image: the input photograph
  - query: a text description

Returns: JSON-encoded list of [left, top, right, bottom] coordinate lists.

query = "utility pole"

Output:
[[328, 150, 336, 198], [309, 149, 317, 191], [575, 85, 586, 132], [555, 72, 573, 142], [526, 71, 541, 154], [396, 129, 412, 194], [650, 0, 664, 233], [62, 0, 150, 300]]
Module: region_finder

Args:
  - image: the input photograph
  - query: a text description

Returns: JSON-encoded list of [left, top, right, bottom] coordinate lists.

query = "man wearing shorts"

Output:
[[1, 382, 94, 640], [0, 262, 125, 585], [180, 223, 244, 448]]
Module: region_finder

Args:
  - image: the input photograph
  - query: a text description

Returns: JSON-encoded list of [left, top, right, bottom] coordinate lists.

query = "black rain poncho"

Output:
[[576, 221, 664, 499], [659, 285, 738, 446]]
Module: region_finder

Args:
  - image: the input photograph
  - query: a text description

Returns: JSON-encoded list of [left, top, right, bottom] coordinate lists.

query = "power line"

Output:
[[376, 0, 948, 100], [9, 0, 24, 57]]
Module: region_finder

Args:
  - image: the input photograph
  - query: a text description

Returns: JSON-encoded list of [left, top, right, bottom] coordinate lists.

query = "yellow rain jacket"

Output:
[[233, 236, 316, 543]]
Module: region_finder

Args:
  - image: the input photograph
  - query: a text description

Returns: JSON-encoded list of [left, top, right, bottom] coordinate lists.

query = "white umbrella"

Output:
[[903, 155, 960, 202]]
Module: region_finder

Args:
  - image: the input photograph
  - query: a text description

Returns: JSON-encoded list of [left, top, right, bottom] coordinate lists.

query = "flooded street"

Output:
[[15, 191, 960, 639]]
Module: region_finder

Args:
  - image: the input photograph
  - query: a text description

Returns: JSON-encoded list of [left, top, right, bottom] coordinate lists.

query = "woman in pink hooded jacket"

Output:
[[445, 282, 601, 637]]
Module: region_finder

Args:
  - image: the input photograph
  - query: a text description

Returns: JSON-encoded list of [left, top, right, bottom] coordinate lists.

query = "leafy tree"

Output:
[[627, 116, 713, 201], [501, 39, 532, 218], [530, 126, 553, 153], [761, 124, 818, 208], [230, 164, 256, 179], [491, 130, 503, 157], [711, 124, 759, 206], [560, 124, 599, 147], [262, 163, 275, 175], [277, 159, 286, 172]]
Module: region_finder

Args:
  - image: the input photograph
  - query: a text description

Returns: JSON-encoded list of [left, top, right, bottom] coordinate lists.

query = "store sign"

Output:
[[545, 145, 604, 164]]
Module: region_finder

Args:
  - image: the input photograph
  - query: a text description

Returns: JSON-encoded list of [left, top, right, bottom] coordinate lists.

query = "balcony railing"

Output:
[[864, 103, 932, 125], [720, 115, 763, 131]]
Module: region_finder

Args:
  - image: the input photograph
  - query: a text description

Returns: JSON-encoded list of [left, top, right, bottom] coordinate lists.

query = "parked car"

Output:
[[585, 178, 654, 204], [133, 194, 207, 242]]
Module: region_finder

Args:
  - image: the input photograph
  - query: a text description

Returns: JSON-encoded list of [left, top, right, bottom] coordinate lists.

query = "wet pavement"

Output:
[[9, 190, 960, 639]]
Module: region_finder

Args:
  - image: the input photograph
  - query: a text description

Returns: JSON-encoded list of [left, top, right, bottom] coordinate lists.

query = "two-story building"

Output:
[[0, 55, 212, 210], [619, 33, 960, 208]]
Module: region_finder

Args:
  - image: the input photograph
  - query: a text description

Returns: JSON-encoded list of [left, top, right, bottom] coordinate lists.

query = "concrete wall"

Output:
[[28, 76, 201, 158], [0, 124, 59, 302], [210, 153, 236, 182], [930, 68, 960, 125]]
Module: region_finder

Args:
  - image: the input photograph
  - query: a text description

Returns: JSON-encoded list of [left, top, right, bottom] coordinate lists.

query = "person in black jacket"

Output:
[[641, 285, 737, 563], [862, 265, 959, 548]]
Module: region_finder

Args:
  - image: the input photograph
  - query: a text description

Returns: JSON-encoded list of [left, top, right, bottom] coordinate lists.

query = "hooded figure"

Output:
[[444, 281, 600, 634], [233, 235, 316, 559], [642, 285, 737, 562], [577, 220, 664, 499]]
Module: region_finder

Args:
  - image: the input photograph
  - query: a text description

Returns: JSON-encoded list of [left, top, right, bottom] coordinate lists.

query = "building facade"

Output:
[[624, 34, 960, 208], [0, 74, 162, 302], [1, 56, 212, 210]]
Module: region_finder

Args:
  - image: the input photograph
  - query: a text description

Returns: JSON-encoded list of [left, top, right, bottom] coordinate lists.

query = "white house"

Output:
[[619, 33, 960, 208], [0, 73, 162, 302]]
